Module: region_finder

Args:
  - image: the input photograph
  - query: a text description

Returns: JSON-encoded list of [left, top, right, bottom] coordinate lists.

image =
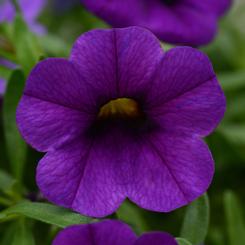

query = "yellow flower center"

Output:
[[98, 98, 142, 120]]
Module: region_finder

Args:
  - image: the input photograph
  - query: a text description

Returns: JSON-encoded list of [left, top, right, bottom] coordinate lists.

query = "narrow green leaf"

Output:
[[226, 95, 245, 120], [40, 34, 70, 57], [219, 125, 245, 145], [117, 200, 147, 233], [176, 238, 192, 245], [11, 219, 35, 245], [0, 223, 19, 245], [218, 71, 245, 91], [0, 219, 34, 245], [0, 201, 92, 228], [180, 194, 209, 245], [13, 15, 42, 75], [224, 191, 245, 245], [3, 70, 27, 182], [0, 170, 16, 193], [0, 66, 12, 81]]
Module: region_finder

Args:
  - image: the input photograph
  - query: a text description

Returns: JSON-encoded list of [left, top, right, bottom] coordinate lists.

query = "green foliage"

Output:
[[0, 170, 16, 194], [0, 201, 92, 228], [180, 194, 209, 245], [0, 219, 34, 245], [12, 15, 42, 75], [224, 191, 245, 245], [117, 200, 147, 234], [3, 70, 27, 183], [218, 71, 245, 91], [176, 238, 192, 245], [0, 0, 245, 244]]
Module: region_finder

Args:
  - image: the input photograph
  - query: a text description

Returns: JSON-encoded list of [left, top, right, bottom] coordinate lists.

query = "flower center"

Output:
[[161, 0, 177, 6], [88, 97, 155, 137], [98, 98, 142, 120]]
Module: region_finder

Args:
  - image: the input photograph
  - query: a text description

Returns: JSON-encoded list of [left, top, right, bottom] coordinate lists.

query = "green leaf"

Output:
[[0, 220, 34, 245], [11, 219, 35, 245], [225, 95, 245, 120], [3, 70, 27, 182], [40, 34, 70, 57], [219, 125, 245, 145], [180, 194, 209, 245], [218, 71, 245, 91], [0, 66, 12, 81], [117, 200, 147, 233], [0, 201, 92, 228], [13, 15, 42, 75], [176, 238, 192, 245], [224, 191, 245, 245], [0, 170, 16, 194]]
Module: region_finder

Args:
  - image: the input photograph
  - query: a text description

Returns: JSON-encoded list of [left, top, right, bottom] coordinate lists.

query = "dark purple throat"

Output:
[[88, 98, 157, 137], [161, 0, 178, 6]]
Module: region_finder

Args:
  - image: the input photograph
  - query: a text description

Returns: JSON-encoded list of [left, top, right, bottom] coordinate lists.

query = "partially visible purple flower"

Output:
[[0, 57, 17, 96], [81, 0, 232, 46], [0, 57, 16, 69], [0, 78, 6, 96], [0, 0, 15, 23], [16, 27, 225, 217], [0, 0, 46, 35], [53, 220, 178, 245]]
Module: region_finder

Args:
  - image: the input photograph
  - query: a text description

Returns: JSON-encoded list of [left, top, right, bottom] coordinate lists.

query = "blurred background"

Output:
[[0, 0, 245, 244]]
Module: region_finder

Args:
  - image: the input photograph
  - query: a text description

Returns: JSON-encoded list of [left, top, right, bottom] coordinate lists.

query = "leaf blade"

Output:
[[0, 201, 92, 228], [224, 191, 245, 245], [180, 194, 209, 245], [3, 70, 27, 182]]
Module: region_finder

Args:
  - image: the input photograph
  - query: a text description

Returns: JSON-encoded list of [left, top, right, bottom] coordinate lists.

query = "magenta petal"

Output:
[[70, 27, 163, 98], [146, 47, 225, 137], [52, 220, 137, 245], [135, 232, 177, 245], [127, 133, 214, 212]]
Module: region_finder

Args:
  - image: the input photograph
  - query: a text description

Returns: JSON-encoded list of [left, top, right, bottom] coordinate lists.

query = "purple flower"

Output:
[[0, 0, 46, 35], [81, 0, 231, 46], [16, 27, 225, 217], [0, 57, 17, 96], [0, 78, 6, 96], [52, 220, 178, 245], [0, 0, 15, 23]]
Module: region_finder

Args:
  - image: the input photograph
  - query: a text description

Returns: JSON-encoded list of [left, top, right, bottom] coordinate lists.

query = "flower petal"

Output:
[[145, 47, 225, 137], [127, 133, 214, 212], [135, 232, 177, 245], [37, 129, 139, 217], [0, 78, 6, 96], [19, 0, 46, 21], [70, 26, 163, 99], [52, 220, 137, 245], [17, 58, 94, 152], [82, 0, 223, 46], [82, 0, 144, 27], [182, 0, 232, 17], [146, 3, 217, 45], [0, 0, 15, 23]]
